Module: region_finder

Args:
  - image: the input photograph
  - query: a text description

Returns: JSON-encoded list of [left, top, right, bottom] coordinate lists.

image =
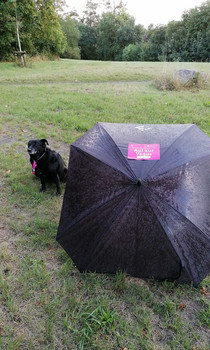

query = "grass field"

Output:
[[0, 60, 209, 350]]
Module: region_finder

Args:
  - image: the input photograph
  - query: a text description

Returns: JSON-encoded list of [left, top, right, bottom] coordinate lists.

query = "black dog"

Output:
[[27, 139, 67, 195]]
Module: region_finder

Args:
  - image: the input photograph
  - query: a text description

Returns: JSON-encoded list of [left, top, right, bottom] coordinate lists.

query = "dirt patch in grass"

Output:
[[0, 226, 18, 261], [0, 134, 15, 147]]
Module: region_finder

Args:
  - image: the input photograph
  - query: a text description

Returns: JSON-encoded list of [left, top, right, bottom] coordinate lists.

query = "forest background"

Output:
[[0, 0, 210, 62]]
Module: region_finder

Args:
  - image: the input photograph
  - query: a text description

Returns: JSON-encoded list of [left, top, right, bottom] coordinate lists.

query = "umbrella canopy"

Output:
[[57, 123, 210, 286]]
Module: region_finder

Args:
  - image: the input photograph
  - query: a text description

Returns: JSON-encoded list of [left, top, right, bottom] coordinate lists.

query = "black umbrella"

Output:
[[57, 123, 210, 286]]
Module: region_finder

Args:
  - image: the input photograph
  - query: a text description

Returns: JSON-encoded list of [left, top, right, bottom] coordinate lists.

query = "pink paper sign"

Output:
[[128, 144, 160, 160]]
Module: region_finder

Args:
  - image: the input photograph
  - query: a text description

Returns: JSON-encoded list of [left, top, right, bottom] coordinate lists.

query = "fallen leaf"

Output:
[[178, 303, 187, 310], [200, 286, 207, 295], [143, 328, 148, 337], [35, 300, 46, 307]]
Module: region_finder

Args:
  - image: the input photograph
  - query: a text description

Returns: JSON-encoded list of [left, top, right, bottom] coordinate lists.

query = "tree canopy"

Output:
[[0, 0, 210, 61], [0, 0, 66, 60]]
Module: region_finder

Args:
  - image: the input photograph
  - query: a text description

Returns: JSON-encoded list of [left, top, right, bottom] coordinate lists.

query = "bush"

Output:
[[61, 46, 81, 60], [122, 44, 142, 61]]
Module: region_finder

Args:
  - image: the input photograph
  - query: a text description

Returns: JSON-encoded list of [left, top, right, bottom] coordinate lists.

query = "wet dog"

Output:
[[27, 139, 67, 195]]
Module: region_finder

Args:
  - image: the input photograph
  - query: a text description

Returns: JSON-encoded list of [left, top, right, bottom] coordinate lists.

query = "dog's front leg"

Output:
[[40, 174, 46, 192]]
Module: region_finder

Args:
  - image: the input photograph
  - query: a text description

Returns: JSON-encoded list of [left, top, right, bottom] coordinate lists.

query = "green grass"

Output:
[[0, 59, 209, 350]]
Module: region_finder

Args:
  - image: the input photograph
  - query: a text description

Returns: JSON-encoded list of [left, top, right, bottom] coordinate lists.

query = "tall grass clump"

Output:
[[154, 71, 209, 91]]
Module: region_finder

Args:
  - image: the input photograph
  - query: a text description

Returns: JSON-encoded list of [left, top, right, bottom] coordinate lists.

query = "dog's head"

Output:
[[27, 139, 49, 158]]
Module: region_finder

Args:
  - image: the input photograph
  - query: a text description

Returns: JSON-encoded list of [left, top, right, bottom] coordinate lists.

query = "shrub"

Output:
[[122, 44, 142, 61], [61, 46, 81, 60]]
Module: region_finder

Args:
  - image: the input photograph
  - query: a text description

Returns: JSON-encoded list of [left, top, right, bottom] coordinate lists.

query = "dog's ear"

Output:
[[40, 139, 49, 145]]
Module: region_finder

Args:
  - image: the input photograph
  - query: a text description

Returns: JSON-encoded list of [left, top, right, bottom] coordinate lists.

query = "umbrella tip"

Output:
[[137, 178, 142, 187]]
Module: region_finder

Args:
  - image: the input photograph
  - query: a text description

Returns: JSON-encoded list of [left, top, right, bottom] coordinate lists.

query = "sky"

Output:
[[64, 0, 205, 28]]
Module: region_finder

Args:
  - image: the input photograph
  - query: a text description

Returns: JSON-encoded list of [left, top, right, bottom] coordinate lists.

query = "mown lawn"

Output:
[[0, 60, 209, 350]]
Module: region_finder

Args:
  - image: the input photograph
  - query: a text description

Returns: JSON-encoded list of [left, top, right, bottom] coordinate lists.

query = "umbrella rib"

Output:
[[144, 187, 210, 282], [145, 186, 209, 240], [79, 187, 137, 271], [148, 153, 210, 180], [72, 144, 137, 183], [59, 186, 134, 237], [146, 124, 195, 178], [142, 190, 181, 253], [98, 123, 137, 181], [142, 190, 193, 280]]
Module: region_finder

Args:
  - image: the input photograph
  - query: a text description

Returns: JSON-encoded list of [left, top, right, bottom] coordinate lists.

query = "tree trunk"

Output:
[[15, 0, 24, 64]]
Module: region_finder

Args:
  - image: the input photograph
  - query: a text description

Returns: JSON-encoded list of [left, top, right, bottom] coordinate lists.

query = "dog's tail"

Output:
[[60, 167, 68, 182], [58, 158, 68, 182]]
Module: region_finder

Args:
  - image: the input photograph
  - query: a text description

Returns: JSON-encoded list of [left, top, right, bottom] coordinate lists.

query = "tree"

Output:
[[165, 1, 210, 61], [96, 9, 140, 60], [0, 0, 37, 59], [77, 22, 97, 59], [15, 0, 37, 54], [81, 0, 100, 27], [0, 0, 16, 60], [60, 15, 80, 59], [96, 12, 118, 60], [182, 1, 210, 61], [142, 24, 167, 61], [0, 0, 67, 59], [33, 0, 66, 55], [165, 20, 189, 61], [53, 0, 66, 12], [101, 0, 127, 14], [115, 12, 140, 59]]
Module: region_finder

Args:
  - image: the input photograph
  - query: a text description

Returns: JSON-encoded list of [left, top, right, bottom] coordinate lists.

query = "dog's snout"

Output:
[[27, 144, 36, 155]]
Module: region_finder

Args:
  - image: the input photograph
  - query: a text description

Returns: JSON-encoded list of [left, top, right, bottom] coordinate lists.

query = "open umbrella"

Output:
[[57, 123, 210, 286]]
